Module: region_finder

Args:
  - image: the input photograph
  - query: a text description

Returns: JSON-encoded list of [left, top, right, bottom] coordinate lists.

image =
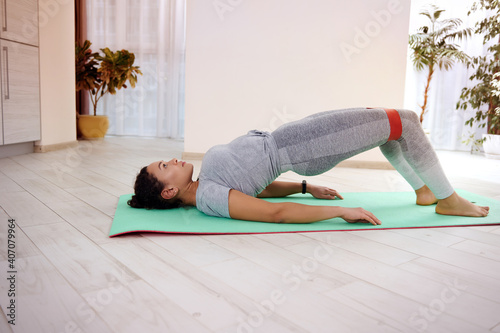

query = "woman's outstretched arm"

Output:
[[257, 181, 344, 199], [229, 189, 380, 225]]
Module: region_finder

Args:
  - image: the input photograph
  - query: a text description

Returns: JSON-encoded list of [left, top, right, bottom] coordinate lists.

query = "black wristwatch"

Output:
[[302, 180, 307, 194]]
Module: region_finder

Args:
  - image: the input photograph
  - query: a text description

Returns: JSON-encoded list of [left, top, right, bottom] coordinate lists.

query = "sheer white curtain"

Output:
[[404, 0, 492, 151], [86, 0, 186, 139]]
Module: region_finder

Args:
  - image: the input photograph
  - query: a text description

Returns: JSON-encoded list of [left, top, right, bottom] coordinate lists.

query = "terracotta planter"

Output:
[[483, 134, 500, 159], [77, 115, 109, 139]]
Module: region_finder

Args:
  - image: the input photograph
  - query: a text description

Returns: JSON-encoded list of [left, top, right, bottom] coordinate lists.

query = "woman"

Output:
[[128, 107, 490, 225]]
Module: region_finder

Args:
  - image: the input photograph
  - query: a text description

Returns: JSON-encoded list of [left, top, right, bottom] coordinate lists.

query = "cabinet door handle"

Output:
[[1, 0, 6, 32], [3, 46, 9, 100]]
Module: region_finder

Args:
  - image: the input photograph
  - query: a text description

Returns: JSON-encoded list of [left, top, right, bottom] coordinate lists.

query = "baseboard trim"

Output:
[[182, 152, 205, 160], [182, 151, 394, 170], [336, 159, 394, 170], [0, 142, 35, 158], [34, 140, 79, 153]]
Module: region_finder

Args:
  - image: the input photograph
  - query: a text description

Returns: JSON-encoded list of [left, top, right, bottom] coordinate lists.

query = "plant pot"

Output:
[[483, 134, 500, 159], [77, 115, 109, 139]]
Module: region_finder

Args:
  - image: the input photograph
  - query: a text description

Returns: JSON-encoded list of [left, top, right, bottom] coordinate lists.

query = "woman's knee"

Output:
[[399, 110, 423, 134], [399, 109, 420, 123]]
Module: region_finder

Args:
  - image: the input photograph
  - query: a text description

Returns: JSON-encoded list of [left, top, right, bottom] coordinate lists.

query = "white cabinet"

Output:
[[1, 40, 40, 144], [0, 95, 3, 144], [0, 0, 39, 46], [0, 0, 39, 146]]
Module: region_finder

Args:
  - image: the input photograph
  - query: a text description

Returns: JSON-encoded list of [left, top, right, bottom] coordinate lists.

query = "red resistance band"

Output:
[[368, 107, 402, 141]]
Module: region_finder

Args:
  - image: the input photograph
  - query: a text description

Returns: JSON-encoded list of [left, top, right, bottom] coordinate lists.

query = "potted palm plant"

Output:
[[457, 0, 500, 159], [409, 5, 471, 123], [75, 40, 142, 139]]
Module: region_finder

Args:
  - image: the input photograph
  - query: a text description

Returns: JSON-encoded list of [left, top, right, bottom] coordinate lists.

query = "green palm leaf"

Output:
[[409, 5, 471, 123]]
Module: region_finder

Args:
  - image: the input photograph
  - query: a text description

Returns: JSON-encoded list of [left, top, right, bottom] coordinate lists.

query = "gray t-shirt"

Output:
[[196, 130, 282, 218]]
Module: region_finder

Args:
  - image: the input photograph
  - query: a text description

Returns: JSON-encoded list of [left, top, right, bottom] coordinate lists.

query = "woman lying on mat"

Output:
[[128, 108, 490, 225]]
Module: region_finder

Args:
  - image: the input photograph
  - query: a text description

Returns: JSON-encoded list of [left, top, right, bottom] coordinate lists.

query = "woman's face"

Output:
[[146, 158, 194, 192]]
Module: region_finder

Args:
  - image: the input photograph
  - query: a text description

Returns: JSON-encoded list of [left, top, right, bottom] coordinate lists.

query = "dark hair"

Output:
[[127, 166, 183, 209]]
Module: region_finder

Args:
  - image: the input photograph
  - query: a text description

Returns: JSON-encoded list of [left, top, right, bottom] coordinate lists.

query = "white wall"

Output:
[[185, 0, 411, 155], [37, 0, 76, 148]]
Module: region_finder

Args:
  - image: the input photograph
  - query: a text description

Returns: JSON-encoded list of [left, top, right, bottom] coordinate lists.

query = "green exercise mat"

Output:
[[109, 190, 499, 237]]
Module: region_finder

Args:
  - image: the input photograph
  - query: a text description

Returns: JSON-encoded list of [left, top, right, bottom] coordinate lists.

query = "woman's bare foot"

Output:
[[415, 185, 438, 206], [436, 192, 490, 217]]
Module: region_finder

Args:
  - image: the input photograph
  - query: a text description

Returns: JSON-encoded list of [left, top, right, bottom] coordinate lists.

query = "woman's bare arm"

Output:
[[229, 189, 380, 225], [256, 181, 302, 198], [257, 181, 344, 199]]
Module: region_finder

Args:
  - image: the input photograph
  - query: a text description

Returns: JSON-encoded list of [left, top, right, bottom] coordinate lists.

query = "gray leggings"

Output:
[[271, 108, 454, 199]]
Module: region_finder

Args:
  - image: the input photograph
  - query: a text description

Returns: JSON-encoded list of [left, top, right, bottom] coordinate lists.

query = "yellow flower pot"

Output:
[[77, 115, 109, 139]]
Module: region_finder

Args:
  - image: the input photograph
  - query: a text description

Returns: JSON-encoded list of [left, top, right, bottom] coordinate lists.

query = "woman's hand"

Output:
[[339, 207, 381, 226], [308, 184, 344, 200]]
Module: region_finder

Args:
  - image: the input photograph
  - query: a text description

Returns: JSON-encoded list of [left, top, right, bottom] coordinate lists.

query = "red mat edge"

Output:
[[109, 222, 500, 237]]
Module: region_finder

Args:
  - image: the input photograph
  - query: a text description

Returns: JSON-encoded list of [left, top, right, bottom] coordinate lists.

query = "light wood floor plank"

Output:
[[23, 223, 138, 294], [392, 228, 465, 246], [81, 280, 211, 333], [0, 309, 13, 333], [47, 200, 115, 245], [0, 208, 41, 260], [0, 158, 39, 180], [450, 239, 500, 262], [101, 236, 304, 332], [319, 231, 419, 266], [437, 226, 500, 248], [38, 168, 91, 190], [24, 149, 94, 189], [145, 233, 239, 267], [398, 257, 500, 304], [11, 154, 54, 172], [0, 208, 13, 261], [355, 229, 500, 279], [64, 168, 132, 197], [253, 232, 312, 248], [14, 178, 77, 204], [464, 225, 500, 233], [86, 163, 137, 187], [204, 234, 356, 292], [0, 256, 112, 333], [0, 171, 24, 192], [324, 281, 473, 333], [0, 191, 65, 227], [202, 256, 401, 332], [64, 186, 119, 216], [286, 239, 500, 330]]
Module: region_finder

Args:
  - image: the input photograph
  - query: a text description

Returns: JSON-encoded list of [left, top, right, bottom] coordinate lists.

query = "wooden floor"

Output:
[[0, 136, 499, 333]]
